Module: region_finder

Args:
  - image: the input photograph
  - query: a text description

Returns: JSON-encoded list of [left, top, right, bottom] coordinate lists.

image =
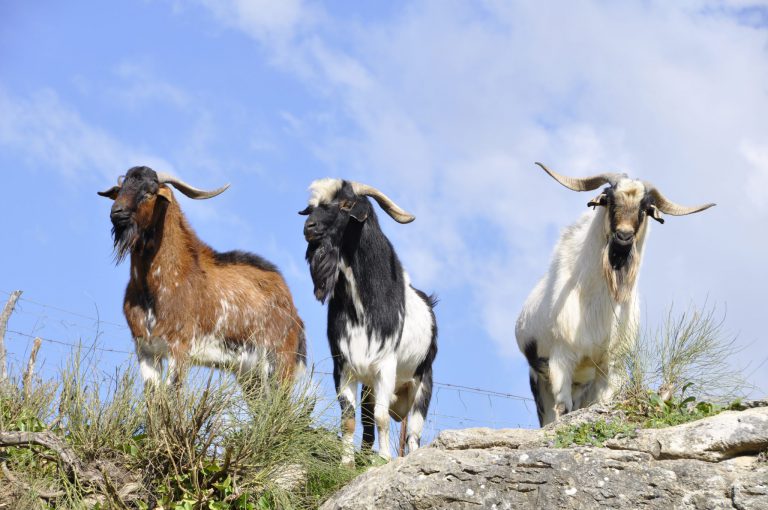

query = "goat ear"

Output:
[[647, 204, 665, 224], [157, 186, 174, 202], [349, 199, 369, 222], [298, 206, 312, 216], [97, 186, 120, 200], [587, 193, 608, 209]]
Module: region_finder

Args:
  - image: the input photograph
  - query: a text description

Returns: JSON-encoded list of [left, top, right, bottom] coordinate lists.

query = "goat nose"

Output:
[[616, 230, 634, 242]]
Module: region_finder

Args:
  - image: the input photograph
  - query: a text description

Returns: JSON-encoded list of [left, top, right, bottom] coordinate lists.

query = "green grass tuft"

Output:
[[554, 419, 637, 448]]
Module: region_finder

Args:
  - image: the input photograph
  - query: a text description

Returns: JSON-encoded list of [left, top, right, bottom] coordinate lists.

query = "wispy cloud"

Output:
[[0, 86, 173, 182], [108, 62, 192, 111]]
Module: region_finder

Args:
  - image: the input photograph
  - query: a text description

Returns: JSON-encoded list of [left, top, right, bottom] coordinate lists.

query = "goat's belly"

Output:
[[188, 334, 268, 372]]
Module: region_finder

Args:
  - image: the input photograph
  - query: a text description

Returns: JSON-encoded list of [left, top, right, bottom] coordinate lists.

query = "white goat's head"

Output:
[[535, 162, 715, 301]]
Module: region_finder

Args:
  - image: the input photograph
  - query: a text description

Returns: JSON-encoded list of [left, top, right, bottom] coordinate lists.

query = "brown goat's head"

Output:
[[535, 162, 715, 301], [98, 166, 229, 263]]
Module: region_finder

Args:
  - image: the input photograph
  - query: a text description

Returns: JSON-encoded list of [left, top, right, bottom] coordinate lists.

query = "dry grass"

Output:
[[0, 346, 366, 509]]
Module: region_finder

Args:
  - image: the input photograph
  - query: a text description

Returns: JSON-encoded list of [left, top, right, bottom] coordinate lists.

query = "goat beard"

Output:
[[111, 221, 139, 264], [602, 242, 640, 304], [306, 238, 340, 304]]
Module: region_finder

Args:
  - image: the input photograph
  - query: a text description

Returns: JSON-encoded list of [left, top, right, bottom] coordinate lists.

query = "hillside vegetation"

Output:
[[0, 348, 370, 509], [0, 296, 754, 509]]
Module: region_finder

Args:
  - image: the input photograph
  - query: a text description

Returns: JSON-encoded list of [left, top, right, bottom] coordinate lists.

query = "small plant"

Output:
[[616, 304, 749, 429], [620, 383, 730, 429], [554, 419, 637, 448]]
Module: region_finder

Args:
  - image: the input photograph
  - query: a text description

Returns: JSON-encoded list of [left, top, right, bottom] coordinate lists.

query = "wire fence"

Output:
[[0, 289, 537, 437]]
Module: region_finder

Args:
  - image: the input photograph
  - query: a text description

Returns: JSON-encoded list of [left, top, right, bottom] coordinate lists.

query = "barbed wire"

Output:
[[1, 291, 535, 416], [6, 329, 134, 354], [0, 289, 129, 330]]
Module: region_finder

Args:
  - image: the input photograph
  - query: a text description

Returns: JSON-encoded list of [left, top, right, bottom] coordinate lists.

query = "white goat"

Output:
[[516, 163, 714, 426]]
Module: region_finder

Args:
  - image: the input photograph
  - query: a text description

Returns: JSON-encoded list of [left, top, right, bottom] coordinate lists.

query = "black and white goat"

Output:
[[299, 179, 437, 465], [516, 163, 714, 426]]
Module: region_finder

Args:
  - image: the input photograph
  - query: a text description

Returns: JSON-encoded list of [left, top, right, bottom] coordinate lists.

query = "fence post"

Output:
[[399, 415, 408, 457], [23, 337, 42, 399], [0, 290, 23, 381]]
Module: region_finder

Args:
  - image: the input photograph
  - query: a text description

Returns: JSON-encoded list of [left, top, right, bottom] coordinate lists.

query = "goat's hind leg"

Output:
[[406, 372, 433, 454], [360, 385, 375, 451]]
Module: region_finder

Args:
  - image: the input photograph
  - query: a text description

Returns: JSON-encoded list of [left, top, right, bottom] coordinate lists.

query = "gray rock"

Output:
[[605, 407, 768, 461], [322, 406, 768, 510]]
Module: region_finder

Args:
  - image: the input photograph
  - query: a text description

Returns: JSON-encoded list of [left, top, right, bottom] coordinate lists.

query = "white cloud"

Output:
[[200, 0, 768, 391], [0, 87, 173, 182], [109, 62, 192, 110], [742, 141, 768, 211]]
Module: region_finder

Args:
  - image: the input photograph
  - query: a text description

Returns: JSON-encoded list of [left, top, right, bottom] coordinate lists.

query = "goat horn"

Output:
[[645, 184, 716, 216], [156, 172, 230, 199], [350, 182, 415, 224], [535, 162, 625, 191]]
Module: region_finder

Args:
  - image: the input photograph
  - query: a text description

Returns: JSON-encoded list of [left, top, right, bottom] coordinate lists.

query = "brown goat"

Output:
[[99, 166, 305, 388]]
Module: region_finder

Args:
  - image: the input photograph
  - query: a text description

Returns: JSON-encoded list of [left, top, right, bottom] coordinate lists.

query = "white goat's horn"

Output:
[[350, 182, 415, 224], [645, 184, 716, 216], [156, 172, 230, 199], [535, 162, 625, 191]]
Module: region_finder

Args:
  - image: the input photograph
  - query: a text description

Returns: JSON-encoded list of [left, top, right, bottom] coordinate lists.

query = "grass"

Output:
[[0, 346, 371, 509], [616, 303, 748, 427], [554, 419, 636, 448], [556, 304, 750, 447]]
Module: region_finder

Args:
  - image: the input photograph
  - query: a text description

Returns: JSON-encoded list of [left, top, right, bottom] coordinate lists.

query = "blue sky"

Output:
[[2, 0, 767, 444]]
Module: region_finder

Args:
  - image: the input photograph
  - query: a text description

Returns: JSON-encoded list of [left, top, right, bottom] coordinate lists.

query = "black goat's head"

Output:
[[299, 179, 415, 302], [98, 166, 229, 263]]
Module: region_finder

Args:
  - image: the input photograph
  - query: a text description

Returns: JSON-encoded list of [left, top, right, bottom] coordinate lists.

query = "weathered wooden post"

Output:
[[0, 290, 23, 381]]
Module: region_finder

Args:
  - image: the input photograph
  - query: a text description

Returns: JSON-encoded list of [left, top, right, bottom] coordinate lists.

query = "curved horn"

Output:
[[350, 182, 415, 224], [156, 172, 230, 200], [646, 184, 715, 216], [534, 162, 625, 191]]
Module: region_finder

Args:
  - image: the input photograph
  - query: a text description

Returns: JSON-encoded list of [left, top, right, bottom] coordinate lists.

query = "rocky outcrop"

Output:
[[322, 404, 768, 509]]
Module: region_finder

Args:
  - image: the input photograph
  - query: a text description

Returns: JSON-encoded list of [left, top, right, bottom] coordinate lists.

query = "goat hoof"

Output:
[[554, 402, 571, 419]]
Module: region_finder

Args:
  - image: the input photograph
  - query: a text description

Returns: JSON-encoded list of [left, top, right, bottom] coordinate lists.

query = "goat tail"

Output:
[[293, 326, 308, 381]]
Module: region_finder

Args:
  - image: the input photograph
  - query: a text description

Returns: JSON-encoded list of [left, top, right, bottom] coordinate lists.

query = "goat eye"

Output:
[[340, 200, 353, 211]]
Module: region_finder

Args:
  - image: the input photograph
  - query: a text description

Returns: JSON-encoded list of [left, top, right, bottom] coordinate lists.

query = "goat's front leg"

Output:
[[549, 344, 577, 420], [136, 342, 162, 390], [374, 360, 397, 461], [336, 368, 357, 468], [586, 361, 621, 406]]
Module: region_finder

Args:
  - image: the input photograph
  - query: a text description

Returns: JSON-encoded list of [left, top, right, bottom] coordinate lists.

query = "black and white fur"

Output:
[[300, 178, 437, 465]]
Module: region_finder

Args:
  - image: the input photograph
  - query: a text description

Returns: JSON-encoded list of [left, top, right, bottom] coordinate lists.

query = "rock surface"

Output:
[[322, 404, 768, 509]]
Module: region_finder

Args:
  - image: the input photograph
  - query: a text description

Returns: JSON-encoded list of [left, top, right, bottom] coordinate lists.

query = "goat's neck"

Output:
[[130, 200, 203, 293], [586, 207, 649, 303], [341, 213, 394, 274]]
